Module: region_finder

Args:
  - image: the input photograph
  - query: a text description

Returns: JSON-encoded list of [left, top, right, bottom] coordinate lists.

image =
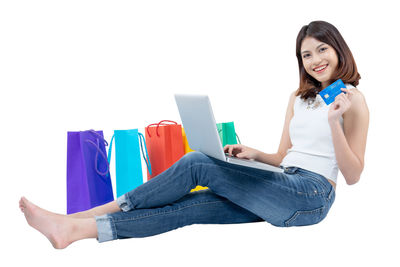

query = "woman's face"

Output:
[[300, 36, 339, 88]]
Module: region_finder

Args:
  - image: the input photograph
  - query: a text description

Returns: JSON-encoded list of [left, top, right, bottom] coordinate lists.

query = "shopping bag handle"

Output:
[[138, 132, 152, 175], [217, 128, 241, 144], [146, 120, 178, 137], [236, 133, 241, 144], [107, 134, 115, 164], [88, 129, 109, 146], [85, 136, 110, 178], [107, 132, 152, 176]]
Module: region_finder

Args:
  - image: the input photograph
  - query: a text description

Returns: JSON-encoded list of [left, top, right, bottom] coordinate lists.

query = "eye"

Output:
[[302, 53, 311, 59], [320, 47, 328, 52]]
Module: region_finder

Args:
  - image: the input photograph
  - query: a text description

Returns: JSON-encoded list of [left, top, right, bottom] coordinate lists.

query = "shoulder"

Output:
[[283, 90, 298, 116], [288, 90, 298, 108], [285, 90, 298, 107], [289, 90, 298, 103], [344, 87, 369, 119], [350, 88, 367, 110], [350, 87, 365, 101]]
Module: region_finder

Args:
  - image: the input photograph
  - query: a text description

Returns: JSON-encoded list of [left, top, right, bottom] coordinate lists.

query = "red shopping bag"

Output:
[[145, 120, 185, 180]]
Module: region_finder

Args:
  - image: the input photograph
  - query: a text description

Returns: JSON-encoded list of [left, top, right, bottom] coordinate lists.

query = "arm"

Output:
[[224, 91, 296, 167], [256, 91, 295, 166], [328, 88, 369, 185]]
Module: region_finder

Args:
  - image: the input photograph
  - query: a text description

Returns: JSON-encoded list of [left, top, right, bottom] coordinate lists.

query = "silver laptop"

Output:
[[174, 94, 283, 173]]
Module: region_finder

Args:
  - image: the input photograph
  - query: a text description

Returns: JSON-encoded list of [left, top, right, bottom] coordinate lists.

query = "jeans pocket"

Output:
[[284, 206, 325, 227]]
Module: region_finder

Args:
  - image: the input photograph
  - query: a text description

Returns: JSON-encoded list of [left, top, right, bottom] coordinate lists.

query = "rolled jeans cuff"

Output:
[[95, 214, 116, 243], [117, 193, 134, 212]]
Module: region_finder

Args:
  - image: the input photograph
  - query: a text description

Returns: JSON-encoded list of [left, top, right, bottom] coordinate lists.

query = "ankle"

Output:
[[68, 209, 94, 219], [70, 218, 98, 241]]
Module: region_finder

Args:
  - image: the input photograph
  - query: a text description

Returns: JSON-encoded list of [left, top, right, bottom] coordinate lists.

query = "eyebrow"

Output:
[[301, 43, 326, 54]]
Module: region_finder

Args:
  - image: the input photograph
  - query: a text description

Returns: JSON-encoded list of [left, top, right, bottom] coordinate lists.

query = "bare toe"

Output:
[[19, 197, 27, 212], [21, 198, 72, 249]]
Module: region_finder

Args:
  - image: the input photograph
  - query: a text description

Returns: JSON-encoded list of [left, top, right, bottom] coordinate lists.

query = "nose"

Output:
[[312, 53, 323, 67]]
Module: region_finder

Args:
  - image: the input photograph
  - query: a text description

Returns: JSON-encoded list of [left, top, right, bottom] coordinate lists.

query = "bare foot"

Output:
[[19, 197, 74, 249]]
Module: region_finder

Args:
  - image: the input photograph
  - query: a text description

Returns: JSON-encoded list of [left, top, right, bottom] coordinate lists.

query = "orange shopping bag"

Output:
[[145, 120, 185, 180]]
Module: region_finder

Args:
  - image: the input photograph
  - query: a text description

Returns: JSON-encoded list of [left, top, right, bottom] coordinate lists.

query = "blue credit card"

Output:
[[318, 79, 346, 105]]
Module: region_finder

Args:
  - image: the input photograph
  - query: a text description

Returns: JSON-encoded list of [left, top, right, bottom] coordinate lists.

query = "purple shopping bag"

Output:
[[67, 130, 114, 214]]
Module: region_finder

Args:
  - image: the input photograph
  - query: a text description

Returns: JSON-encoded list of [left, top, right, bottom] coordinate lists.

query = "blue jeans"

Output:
[[95, 152, 335, 242]]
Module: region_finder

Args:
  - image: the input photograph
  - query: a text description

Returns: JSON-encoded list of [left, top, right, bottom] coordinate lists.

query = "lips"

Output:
[[313, 64, 328, 72]]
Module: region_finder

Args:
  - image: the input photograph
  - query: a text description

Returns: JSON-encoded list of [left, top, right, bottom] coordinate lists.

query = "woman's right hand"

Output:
[[223, 144, 260, 161]]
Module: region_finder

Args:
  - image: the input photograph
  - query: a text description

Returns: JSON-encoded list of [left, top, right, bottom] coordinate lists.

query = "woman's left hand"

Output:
[[328, 88, 354, 123]]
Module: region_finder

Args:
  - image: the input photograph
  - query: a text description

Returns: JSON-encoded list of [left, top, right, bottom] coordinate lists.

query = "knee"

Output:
[[181, 151, 210, 165], [181, 151, 210, 166]]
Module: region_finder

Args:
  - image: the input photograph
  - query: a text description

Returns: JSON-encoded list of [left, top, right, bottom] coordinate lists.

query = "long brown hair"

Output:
[[295, 21, 361, 100]]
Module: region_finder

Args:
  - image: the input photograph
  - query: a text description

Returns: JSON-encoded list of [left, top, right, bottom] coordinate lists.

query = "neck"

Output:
[[321, 81, 330, 88]]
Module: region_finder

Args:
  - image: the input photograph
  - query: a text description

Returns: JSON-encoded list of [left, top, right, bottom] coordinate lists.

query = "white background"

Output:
[[1, 0, 399, 266]]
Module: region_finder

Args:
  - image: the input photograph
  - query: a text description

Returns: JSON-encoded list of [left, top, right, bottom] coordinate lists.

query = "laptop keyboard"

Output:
[[226, 154, 255, 163]]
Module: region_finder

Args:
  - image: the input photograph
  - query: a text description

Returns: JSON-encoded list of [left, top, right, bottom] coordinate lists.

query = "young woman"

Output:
[[19, 20, 369, 249]]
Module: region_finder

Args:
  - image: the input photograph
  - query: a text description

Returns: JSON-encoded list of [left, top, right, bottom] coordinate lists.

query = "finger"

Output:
[[341, 88, 353, 93], [344, 94, 351, 104], [223, 145, 229, 152], [341, 88, 354, 100], [229, 145, 234, 156], [337, 96, 346, 105], [339, 94, 347, 103], [236, 152, 247, 159], [231, 144, 242, 156], [332, 98, 343, 110], [346, 91, 354, 101], [336, 93, 348, 103], [225, 144, 236, 152], [334, 96, 351, 111], [338, 92, 351, 104], [334, 94, 343, 103]]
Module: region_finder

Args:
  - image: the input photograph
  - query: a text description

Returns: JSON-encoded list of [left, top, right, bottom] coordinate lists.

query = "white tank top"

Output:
[[280, 84, 355, 184]]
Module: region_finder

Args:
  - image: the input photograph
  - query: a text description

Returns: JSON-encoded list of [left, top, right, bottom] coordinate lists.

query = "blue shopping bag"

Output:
[[108, 129, 152, 197]]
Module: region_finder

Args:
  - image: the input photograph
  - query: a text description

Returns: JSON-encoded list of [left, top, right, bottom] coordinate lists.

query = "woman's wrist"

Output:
[[328, 117, 341, 127], [253, 149, 261, 161], [254, 151, 281, 167]]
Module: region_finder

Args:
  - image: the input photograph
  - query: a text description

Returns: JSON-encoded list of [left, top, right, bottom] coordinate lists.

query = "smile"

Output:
[[313, 64, 328, 73]]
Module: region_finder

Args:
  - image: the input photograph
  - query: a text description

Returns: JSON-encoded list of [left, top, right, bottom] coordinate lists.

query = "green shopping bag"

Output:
[[217, 121, 241, 147]]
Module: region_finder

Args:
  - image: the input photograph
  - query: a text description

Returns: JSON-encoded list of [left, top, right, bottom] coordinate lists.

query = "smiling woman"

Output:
[[19, 20, 369, 249], [282, 21, 369, 187], [295, 21, 361, 100]]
